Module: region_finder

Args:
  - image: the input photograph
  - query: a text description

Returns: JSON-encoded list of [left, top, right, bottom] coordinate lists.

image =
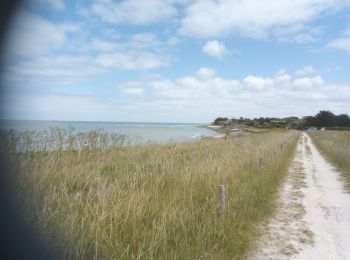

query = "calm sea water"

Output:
[[0, 120, 217, 144]]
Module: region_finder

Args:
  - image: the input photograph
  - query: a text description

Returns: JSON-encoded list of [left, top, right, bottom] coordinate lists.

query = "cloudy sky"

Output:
[[1, 0, 350, 123]]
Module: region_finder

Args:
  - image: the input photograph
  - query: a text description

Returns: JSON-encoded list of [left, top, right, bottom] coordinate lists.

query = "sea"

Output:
[[0, 120, 217, 144]]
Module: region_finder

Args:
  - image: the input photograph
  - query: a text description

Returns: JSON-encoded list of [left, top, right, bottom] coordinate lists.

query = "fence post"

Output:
[[218, 185, 225, 216]]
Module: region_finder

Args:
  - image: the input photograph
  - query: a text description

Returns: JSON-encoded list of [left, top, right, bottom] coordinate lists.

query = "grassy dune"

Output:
[[8, 130, 299, 259], [309, 131, 350, 190]]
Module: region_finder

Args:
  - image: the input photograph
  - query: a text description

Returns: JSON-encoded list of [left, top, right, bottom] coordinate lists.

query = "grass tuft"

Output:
[[308, 131, 350, 191]]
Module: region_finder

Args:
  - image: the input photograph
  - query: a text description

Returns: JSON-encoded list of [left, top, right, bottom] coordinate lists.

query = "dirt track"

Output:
[[249, 132, 350, 260]]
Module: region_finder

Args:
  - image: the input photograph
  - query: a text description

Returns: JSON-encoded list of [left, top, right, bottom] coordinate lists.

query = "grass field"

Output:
[[7, 130, 299, 259], [308, 131, 350, 191]]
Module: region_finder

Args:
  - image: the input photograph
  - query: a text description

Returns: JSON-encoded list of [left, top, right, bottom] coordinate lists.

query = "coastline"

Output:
[[199, 124, 225, 132], [200, 124, 253, 139], [198, 124, 226, 139]]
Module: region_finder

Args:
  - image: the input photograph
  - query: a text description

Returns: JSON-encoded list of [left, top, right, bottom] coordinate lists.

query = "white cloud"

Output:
[[243, 76, 274, 90], [167, 36, 181, 45], [294, 33, 315, 43], [293, 76, 325, 88], [4, 49, 169, 86], [295, 66, 317, 76], [4, 54, 105, 85], [202, 40, 229, 58], [130, 33, 162, 49], [121, 82, 146, 96], [274, 25, 322, 43], [179, 0, 350, 38], [275, 69, 292, 83], [326, 37, 350, 53], [88, 39, 121, 52], [196, 67, 216, 79], [91, 0, 178, 24], [123, 88, 145, 96], [95, 51, 169, 70], [109, 67, 349, 121], [3, 12, 173, 88], [4, 66, 350, 122], [6, 11, 79, 56]]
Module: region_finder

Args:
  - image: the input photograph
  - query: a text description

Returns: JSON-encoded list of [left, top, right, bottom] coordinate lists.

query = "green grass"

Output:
[[8, 130, 299, 259], [308, 130, 350, 191]]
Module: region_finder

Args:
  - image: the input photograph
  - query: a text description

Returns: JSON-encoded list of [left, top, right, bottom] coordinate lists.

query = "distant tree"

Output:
[[314, 110, 336, 127], [336, 114, 350, 127], [212, 110, 350, 129], [303, 116, 316, 128]]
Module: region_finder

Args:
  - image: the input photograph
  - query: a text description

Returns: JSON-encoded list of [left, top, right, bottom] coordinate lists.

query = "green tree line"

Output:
[[213, 110, 350, 130]]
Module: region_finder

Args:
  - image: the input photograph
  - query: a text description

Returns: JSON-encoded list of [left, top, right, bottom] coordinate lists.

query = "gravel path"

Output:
[[249, 132, 350, 260]]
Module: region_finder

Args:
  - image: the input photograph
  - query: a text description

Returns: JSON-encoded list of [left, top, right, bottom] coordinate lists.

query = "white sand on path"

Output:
[[249, 132, 350, 260]]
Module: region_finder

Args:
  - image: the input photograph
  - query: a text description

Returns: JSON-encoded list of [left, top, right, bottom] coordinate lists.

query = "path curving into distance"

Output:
[[249, 132, 350, 260]]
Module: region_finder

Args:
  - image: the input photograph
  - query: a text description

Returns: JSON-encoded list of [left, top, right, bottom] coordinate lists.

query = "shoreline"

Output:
[[200, 124, 251, 139], [198, 124, 226, 139]]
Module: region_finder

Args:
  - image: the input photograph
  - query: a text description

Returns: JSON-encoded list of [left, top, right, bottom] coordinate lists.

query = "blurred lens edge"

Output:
[[0, 1, 59, 259]]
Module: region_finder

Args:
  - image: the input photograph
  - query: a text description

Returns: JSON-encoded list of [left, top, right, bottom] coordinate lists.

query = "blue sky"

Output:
[[1, 0, 350, 123]]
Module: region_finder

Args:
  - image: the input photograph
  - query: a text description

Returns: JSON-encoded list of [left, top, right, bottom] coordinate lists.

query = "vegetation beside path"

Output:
[[8, 130, 299, 259], [309, 131, 350, 191]]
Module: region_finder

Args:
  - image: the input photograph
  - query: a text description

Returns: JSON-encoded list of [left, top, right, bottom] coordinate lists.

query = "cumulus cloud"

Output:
[[275, 69, 292, 83], [4, 54, 106, 86], [114, 67, 349, 121], [4, 49, 169, 86], [202, 40, 229, 58], [6, 11, 79, 56], [95, 51, 169, 70], [130, 33, 162, 49], [3, 12, 173, 87], [87, 39, 122, 52], [326, 37, 350, 53], [91, 0, 178, 24], [179, 0, 350, 38], [293, 76, 324, 88], [196, 67, 216, 79], [243, 76, 274, 90], [295, 66, 317, 76], [5, 66, 349, 122]]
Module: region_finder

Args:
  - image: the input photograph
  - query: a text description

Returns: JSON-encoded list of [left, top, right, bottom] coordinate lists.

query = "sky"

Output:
[[1, 0, 350, 123]]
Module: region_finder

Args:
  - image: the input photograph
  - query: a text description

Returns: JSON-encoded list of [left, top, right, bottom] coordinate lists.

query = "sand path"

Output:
[[249, 132, 350, 260]]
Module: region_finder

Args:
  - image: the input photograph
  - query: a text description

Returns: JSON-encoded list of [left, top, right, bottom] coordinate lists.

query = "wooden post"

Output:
[[218, 185, 225, 216]]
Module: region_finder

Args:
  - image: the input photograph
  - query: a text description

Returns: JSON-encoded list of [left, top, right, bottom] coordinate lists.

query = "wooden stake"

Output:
[[218, 185, 225, 216]]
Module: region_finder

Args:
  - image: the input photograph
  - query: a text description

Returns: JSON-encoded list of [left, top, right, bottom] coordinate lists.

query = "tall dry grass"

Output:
[[7, 130, 299, 259], [0, 127, 134, 153], [309, 130, 350, 190]]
